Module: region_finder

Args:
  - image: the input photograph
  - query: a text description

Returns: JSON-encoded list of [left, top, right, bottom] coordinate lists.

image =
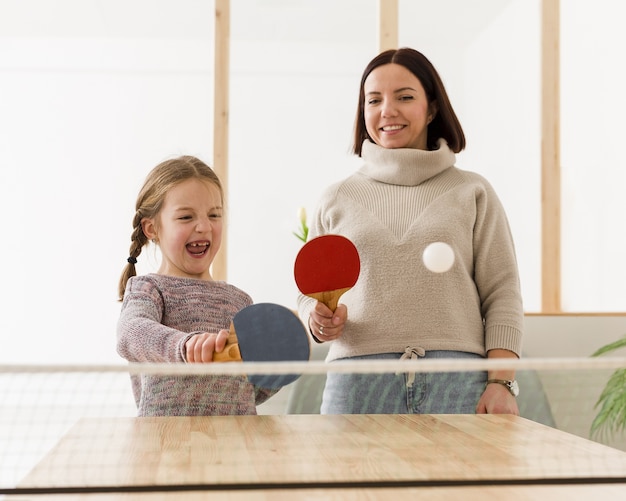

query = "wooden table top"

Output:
[[16, 413, 626, 500]]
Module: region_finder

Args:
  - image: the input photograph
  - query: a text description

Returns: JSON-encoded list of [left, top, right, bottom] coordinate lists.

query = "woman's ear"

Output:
[[427, 100, 439, 124], [141, 218, 157, 241]]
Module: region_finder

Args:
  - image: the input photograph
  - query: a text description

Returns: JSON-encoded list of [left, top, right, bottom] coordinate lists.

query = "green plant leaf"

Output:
[[591, 367, 626, 440], [591, 336, 626, 357], [292, 231, 306, 243]]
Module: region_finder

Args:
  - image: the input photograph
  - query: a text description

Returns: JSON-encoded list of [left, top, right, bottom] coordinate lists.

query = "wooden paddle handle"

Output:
[[309, 287, 351, 312], [212, 325, 242, 362]]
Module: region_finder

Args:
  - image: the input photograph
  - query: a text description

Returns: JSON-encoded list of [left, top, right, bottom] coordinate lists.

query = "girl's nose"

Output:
[[196, 217, 212, 233]]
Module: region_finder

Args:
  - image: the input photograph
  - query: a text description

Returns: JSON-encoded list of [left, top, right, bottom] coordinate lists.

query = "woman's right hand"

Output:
[[308, 302, 348, 342], [185, 329, 230, 363]]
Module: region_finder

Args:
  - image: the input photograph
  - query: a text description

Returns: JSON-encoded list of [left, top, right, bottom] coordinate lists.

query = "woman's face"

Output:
[[363, 63, 436, 150]]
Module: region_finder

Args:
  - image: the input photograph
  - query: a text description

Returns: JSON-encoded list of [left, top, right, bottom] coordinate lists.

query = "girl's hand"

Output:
[[185, 329, 230, 363]]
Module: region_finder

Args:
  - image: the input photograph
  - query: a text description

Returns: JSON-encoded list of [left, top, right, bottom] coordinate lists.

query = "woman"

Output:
[[297, 47, 523, 415]]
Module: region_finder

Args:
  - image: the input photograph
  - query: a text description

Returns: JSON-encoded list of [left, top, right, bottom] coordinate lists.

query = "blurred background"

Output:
[[1, 0, 625, 363]]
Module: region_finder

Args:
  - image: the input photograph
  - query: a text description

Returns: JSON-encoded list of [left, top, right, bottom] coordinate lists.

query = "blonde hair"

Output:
[[118, 156, 223, 301]]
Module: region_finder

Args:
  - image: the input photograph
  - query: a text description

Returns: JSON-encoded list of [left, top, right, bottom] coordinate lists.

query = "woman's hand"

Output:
[[185, 329, 230, 363], [476, 348, 520, 414], [475, 382, 520, 415], [308, 302, 348, 342]]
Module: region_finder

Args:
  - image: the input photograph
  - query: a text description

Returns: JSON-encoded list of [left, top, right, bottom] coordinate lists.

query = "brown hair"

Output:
[[117, 156, 223, 301], [353, 47, 465, 156]]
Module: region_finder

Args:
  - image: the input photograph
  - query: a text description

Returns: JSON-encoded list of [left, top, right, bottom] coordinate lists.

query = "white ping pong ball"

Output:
[[422, 242, 455, 273]]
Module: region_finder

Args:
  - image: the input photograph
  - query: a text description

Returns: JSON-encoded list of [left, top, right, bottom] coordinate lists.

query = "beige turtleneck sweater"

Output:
[[297, 139, 523, 362]]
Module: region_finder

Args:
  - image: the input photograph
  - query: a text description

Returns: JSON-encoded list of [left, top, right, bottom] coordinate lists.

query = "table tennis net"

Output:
[[2, 357, 626, 495]]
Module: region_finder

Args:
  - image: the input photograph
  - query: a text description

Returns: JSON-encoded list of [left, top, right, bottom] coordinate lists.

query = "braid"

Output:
[[118, 211, 148, 301]]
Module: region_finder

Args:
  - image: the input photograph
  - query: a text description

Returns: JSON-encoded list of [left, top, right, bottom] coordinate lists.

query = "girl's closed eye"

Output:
[[209, 208, 223, 219]]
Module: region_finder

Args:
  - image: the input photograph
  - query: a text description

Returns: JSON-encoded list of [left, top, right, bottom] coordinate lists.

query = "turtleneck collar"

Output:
[[358, 138, 456, 186]]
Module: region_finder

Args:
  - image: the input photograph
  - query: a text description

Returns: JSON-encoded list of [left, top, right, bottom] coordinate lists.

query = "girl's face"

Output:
[[143, 178, 223, 280], [363, 63, 436, 150]]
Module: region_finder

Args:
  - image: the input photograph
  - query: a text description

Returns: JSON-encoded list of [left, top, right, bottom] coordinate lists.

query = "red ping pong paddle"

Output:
[[294, 235, 361, 312], [212, 303, 311, 389]]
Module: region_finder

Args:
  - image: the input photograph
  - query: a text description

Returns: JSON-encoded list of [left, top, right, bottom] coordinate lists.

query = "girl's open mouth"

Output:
[[186, 241, 210, 256]]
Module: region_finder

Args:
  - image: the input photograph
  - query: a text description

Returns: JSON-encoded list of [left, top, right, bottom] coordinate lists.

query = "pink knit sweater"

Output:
[[117, 274, 276, 416]]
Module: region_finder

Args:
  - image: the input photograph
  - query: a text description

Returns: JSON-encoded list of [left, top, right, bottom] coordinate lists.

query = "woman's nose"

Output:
[[381, 99, 398, 117]]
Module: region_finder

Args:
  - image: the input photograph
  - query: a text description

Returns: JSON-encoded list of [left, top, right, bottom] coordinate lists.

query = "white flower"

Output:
[[297, 207, 307, 225], [293, 207, 309, 243]]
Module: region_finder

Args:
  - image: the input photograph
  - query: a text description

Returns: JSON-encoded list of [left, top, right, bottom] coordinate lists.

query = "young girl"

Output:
[[117, 155, 276, 416]]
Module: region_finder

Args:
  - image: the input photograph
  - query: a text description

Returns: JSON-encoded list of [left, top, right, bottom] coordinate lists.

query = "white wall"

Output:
[[560, 0, 626, 311], [1, 1, 220, 363], [1, 0, 625, 364]]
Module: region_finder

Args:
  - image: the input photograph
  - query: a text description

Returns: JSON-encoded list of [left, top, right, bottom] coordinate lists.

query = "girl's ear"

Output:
[[141, 217, 157, 241]]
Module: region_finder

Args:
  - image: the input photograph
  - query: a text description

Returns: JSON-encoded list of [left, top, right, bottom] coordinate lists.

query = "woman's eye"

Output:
[[367, 98, 380, 105], [399, 95, 414, 101], [178, 215, 192, 220]]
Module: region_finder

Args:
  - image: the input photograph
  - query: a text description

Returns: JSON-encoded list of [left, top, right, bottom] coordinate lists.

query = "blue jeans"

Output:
[[320, 351, 486, 414]]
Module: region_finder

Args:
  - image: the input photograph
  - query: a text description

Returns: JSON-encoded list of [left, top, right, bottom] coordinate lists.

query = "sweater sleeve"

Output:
[[471, 176, 524, 356], [117, 277, 196, 363]]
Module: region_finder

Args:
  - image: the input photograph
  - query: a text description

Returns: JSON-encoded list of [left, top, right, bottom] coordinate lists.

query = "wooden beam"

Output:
[[213, 0, 230, 281], [541, 0, 561, 312], [378, 0, 398, 52]]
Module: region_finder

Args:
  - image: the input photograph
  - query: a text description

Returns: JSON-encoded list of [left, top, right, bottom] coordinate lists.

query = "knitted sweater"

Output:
[[117, 274, 275, 416], [297, 139, 524, 362]]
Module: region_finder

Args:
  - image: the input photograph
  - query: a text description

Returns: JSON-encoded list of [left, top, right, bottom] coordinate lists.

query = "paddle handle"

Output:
[[212, 325, 242, 362], [307, 287, 351, 312]]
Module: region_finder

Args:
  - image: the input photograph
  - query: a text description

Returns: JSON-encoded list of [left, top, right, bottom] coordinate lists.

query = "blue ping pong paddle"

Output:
[[212, 303, 310, 388]]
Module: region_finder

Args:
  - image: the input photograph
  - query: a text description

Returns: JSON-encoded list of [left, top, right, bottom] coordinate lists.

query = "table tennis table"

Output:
[[15, 413, 626, 500]]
